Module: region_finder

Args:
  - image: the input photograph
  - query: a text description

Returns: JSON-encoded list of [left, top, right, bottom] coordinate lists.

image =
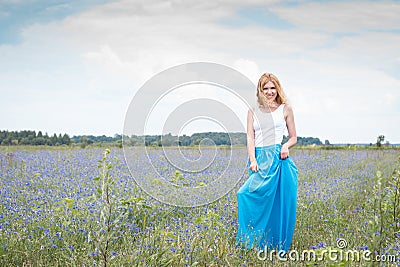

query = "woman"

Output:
[[236, 73, 298, 251]]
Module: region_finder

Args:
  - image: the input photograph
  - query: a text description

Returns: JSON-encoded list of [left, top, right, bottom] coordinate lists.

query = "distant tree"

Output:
[[324, 139, 330, 145], [28, 133, 35, 141], [1, 137, 11, 145], [20, 137, 29, 145], [160, 133, 176, 146], [51, 134, 59, 146], [282, 135, 289, 145], [297, 137, 322, 146], [150, 141, 160, 147], [33, 137, 46, 145], [0, 130, 331, 147], [62, 134, 71, 145], [376, 135, 385, 147], [178, 134, 191, 146], [193, 139, 201, 146], [80, 136, 93, 146]]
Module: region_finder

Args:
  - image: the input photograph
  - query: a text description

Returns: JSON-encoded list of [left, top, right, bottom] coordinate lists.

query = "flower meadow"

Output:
[[0, 146, 399, 266]]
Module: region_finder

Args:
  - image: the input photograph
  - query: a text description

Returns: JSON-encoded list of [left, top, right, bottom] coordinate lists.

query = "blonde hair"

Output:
[[256, 73, 287, 108]]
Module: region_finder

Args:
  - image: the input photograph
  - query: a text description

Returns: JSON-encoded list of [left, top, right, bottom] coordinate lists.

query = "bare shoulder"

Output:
[[284, 103, 294, 118], [247, 107, 256, 116]]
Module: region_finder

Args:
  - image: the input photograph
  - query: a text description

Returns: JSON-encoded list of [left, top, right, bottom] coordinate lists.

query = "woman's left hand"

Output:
[[280, 144, 289, 159]]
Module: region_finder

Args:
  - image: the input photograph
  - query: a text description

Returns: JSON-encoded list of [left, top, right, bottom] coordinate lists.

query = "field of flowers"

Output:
[[0, 146, 399, 266]]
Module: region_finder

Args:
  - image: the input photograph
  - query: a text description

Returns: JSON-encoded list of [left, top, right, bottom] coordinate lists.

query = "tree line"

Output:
[[0, 130, 326, 147], [0, 130, 71, 146], [124, 132, 324, 147]]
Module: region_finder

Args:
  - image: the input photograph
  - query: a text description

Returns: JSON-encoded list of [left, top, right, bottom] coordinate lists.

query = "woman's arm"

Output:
[[247, 108, 258, 172], [281, 104, 297, 159]]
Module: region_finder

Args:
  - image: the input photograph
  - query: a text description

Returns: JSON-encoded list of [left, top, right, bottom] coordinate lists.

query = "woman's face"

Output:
[[262, 81, 277, 102]]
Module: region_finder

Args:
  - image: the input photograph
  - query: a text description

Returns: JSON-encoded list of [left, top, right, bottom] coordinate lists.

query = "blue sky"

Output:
[[218, 6, 294, 30], [0, 0, 113, 44], [1, 0, 399, 143]]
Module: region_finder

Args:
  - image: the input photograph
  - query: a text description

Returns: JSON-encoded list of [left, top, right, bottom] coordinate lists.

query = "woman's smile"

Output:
[[263, 81, 277, 101]]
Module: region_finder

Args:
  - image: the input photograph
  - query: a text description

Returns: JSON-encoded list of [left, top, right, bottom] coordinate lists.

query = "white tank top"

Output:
[[253, 104, 286, 147]]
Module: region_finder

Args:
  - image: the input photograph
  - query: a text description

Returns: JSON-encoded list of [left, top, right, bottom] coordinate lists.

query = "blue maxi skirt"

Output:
[[236, 144, 298, 251]]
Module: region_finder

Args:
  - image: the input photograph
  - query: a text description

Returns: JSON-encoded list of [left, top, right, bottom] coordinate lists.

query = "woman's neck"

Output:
[[261, 100, 279, 109]]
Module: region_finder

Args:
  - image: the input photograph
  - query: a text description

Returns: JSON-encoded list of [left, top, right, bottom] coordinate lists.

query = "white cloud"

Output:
[[1, 0, 399, 143], [270, 1, 400, 32], [45, 3, 72, 12], [233, 58, 261, 82], [144, 83, 249, 135]]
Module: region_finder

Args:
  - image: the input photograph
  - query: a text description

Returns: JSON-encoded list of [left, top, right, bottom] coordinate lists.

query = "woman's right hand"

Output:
[[249, 160, 259, 172]]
